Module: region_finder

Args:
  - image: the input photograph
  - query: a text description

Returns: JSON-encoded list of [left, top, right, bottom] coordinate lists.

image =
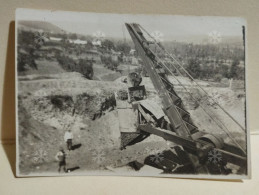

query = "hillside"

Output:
[[18, 20, 64, 33]]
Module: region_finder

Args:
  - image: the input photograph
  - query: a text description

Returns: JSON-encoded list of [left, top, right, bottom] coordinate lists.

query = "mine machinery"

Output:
[[118, 23, 247, 175]]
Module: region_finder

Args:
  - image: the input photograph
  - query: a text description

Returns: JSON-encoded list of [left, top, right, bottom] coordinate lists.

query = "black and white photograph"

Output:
[[16, 8, 250, 179]]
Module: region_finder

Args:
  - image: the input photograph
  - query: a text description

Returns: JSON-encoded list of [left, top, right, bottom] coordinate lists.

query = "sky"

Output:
[[16, 8, 246, 43]]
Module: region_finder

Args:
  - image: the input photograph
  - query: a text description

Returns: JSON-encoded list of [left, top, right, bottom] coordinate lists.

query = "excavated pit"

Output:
[[18, 73, 246, 175]]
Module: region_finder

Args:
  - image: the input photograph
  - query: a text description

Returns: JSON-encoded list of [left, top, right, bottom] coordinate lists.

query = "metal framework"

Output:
[[124, 23, 247, 174]]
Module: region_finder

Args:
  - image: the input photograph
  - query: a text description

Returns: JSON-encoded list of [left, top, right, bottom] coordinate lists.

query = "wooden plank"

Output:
[[139, 99, 164, 119], [137, 104, 155, 124]]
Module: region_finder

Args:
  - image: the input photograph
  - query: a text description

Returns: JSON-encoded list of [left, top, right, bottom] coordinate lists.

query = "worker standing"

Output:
[[55, 148, 67, 173], [64, 130, 73, 151]]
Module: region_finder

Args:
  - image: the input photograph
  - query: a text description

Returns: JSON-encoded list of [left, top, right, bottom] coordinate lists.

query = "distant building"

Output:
[[69, 39, 87, 45], [129, 49, 136, 56], [49, 37, 62, 42], [92, 40, 102, 46]]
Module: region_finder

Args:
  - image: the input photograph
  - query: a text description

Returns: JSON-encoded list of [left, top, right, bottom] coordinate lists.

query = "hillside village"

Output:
[[18, 21, 245, 85]]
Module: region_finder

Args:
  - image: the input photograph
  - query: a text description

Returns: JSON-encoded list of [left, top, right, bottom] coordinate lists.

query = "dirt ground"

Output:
[[18, 68, 246, 175]]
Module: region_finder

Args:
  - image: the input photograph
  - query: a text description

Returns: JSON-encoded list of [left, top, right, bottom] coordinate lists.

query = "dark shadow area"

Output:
[[1, 21, 16, 176], [71, 143, 82, 150], [128, 161, 144, 171], [144, 148, 192, 174], [66, 166, 80, 172]]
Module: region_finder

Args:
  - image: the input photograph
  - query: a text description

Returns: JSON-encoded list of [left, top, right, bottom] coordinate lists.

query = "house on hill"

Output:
[[49, 37, 62, 42], [69, 39, 87, 45], [129, 49, 136, 56]]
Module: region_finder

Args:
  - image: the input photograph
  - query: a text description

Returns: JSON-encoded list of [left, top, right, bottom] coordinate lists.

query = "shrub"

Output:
[[214, 74, 222, 82], [78, 59, 94, 79]]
